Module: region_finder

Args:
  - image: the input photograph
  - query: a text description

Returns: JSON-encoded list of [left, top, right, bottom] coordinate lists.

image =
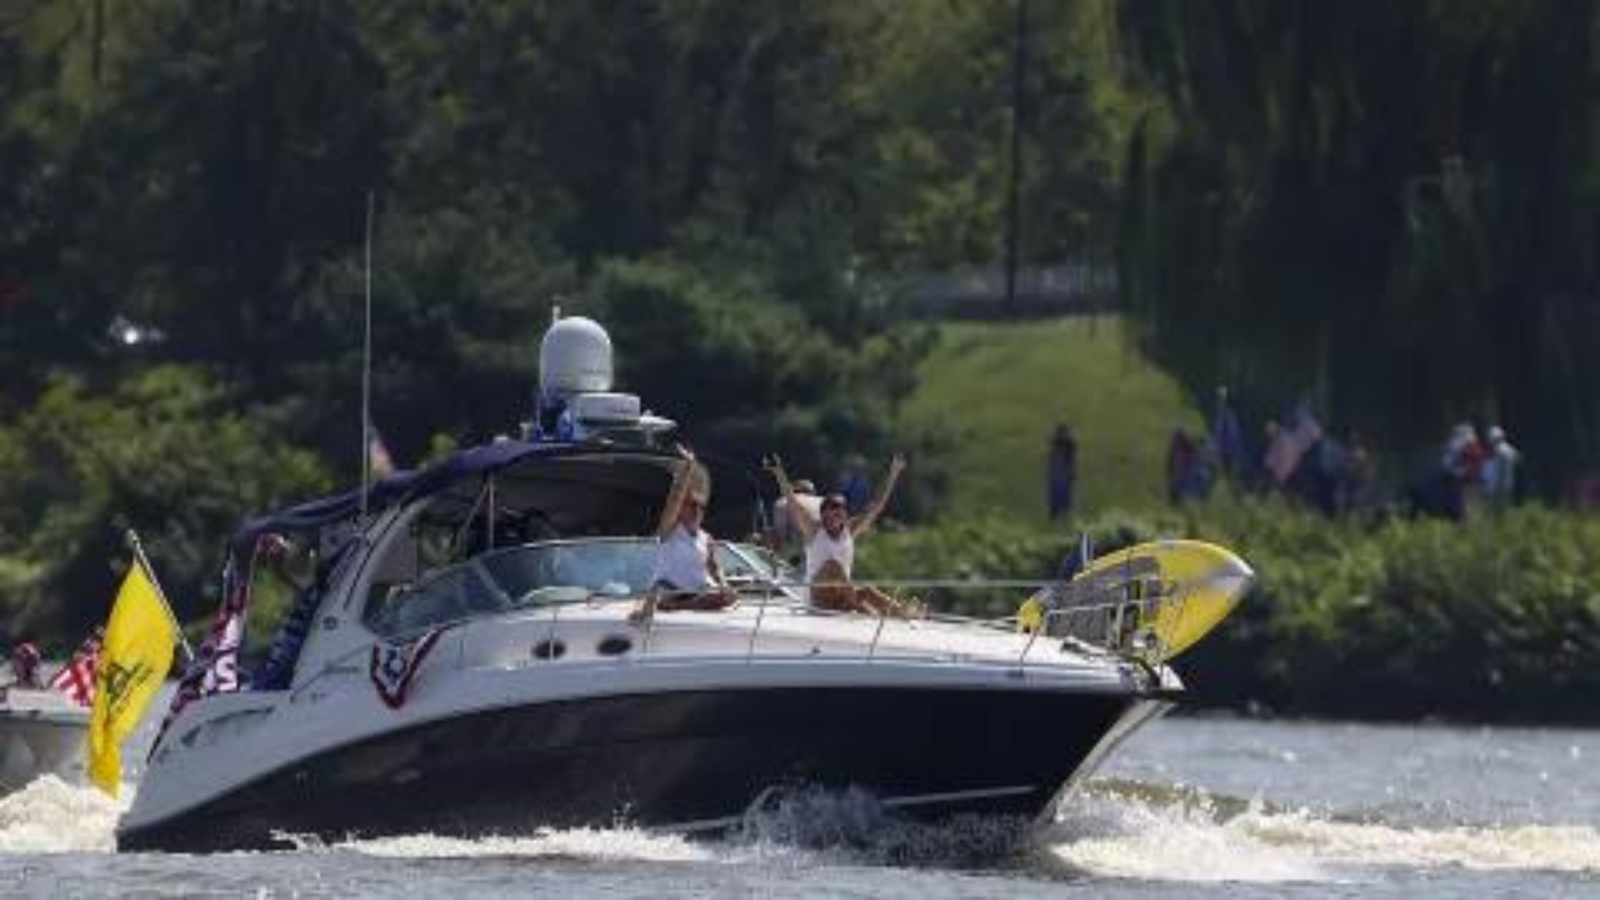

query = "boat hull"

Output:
[[118, 684, 1161, 852], [0, 708, 88, 793]]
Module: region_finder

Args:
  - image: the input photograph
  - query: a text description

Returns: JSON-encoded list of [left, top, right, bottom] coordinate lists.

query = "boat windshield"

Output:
[[362, 538, 793, 636]]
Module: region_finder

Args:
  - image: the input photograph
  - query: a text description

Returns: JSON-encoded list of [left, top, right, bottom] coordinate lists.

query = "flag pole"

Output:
[[124, 530, 196, 664]]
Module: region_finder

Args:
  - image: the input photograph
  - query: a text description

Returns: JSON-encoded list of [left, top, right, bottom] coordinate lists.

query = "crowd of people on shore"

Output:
[[1162, 395, 1522, 520], [1048, 392, 1526, 522], [1164, 399, 1380, 516]]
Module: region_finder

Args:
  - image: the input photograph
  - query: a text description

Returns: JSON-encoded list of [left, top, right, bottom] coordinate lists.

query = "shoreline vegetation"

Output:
[[860, 494, 1600, 726], [7, 4, 1600, 728], [8, 319, 1593, 726], [884, 318, 1600, 726]]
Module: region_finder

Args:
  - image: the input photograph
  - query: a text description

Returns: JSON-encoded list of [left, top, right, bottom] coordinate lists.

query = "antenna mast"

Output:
[[359, 192, 375, 520]]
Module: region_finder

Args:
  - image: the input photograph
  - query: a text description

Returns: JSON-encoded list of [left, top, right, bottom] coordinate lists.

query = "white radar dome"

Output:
[[539, 316, 613, 398]]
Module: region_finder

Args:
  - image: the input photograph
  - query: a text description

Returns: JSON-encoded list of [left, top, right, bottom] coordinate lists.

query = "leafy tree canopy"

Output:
[[0, 366, 331, 646]]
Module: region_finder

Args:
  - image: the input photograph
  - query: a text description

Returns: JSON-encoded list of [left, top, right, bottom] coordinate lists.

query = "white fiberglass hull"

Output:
[[0, 690, 89, 792], [121, 606, 1176, 851]]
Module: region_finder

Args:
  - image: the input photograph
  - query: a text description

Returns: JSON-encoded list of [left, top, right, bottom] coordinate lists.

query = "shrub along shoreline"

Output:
[[857, 493, 1600, 724]]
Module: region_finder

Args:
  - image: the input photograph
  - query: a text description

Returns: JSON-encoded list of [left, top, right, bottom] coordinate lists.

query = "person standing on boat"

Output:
[[636, 448, 738, 619], [5, 642, 43, 689], [766, 454, 919, 618], [768, 477, 820, 563]]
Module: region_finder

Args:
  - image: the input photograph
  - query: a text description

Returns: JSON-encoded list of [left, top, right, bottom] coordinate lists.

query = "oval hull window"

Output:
[[597, 635, 632, 657]]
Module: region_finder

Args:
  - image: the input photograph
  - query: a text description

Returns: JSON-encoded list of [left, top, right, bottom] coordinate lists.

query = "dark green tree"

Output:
[[1119, 0, 1600, 488], [0, 366, 331, 645]]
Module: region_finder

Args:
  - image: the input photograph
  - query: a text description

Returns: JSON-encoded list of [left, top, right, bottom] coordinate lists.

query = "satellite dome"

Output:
[[539, 316, 613, 399]]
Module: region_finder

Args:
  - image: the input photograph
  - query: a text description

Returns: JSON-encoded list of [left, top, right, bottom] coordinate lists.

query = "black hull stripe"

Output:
[[120, 686, 1144, 853]]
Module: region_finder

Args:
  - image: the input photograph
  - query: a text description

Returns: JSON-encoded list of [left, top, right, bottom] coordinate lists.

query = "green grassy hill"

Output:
[[901, 316, 1204, 524]]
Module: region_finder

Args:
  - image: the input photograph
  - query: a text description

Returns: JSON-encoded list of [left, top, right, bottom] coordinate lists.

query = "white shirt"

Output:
[[805, 526, 855, 582], [1483, 441, 1521, 496], [772, 493, 822, 544], [653, 525, 712, 591]]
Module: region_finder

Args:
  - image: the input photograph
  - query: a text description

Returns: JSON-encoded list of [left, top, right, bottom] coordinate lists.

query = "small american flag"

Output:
[[49, 627, 104, 707], [369, 628, 445, 709], [368, 423, 396, 479]]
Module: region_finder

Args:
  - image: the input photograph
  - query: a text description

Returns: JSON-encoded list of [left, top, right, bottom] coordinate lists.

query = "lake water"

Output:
[[2, 715, 1596, 897]]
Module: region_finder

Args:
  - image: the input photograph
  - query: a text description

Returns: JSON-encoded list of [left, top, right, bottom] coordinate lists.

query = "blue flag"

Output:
[[1212, 391, 1247, 477]]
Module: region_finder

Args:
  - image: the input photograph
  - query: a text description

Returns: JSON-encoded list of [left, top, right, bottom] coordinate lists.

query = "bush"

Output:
[[858, 492, 1600, 723]]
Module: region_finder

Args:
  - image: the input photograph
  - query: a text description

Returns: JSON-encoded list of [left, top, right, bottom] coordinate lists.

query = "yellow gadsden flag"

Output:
[[88, 562, 178, 796]]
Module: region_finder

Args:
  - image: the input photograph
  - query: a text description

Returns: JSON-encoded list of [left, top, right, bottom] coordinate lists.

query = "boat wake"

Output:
[[732, 784, 1030, 868], [336, 827, 714, 864], [1037, 779, 1600, 883], [0, 776, 126, 854], [336, 786, 1027, 870], [5, 774, 1598, 885]]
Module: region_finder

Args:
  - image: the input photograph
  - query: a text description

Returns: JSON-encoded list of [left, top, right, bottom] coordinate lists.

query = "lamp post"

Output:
[[1003, 0, 1029, 317]]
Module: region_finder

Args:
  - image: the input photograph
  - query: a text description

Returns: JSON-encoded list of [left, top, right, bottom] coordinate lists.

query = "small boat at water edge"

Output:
[[0, 687, 88, 793]]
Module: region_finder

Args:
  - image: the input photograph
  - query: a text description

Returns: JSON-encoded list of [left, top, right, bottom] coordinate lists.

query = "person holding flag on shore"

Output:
[[87, 533, 190, 797], [1211, 386, 1249, 480]]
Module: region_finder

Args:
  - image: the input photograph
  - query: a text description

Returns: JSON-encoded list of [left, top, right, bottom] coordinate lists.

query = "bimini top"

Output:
[[231, 440, 763, 554]]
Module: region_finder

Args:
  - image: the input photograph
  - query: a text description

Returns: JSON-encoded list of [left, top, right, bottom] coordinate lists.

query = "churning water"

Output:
[[3, 716, 1598, 898]]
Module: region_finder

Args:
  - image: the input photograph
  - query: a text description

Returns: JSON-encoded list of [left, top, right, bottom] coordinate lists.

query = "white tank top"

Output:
[[653, 525, 711, 591], [805, 526, 855, 582]]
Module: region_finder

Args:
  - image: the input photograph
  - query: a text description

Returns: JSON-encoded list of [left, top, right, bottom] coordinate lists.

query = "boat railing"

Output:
[[573, 573, 1180, 668], [1039, 593, 1179, 663], [710, 574, 1190, 667], [293, 573, 1177, 699]]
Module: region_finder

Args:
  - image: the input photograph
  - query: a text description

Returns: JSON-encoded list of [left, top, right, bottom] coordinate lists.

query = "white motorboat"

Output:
[[119, 316, 1251, 852], [0, 687, 88, 792]]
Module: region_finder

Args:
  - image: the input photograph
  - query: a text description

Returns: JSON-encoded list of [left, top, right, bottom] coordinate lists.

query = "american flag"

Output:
[[154, 537, 264, 749], [49, 628, 105, 707], [369, 627, 445, 709], [368, 422, 396, 479]]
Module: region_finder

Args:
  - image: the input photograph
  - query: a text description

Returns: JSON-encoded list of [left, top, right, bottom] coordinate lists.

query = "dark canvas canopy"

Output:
[[232, 441, 765, 554]]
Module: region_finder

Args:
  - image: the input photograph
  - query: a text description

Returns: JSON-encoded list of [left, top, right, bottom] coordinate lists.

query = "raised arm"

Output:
[[764, 455, 817, 540], [656, 448, 697, 538], [851, 453, 906, 536]]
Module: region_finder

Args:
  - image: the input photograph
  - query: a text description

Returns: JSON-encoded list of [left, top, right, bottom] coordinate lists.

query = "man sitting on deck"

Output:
[[632, 447, 738, 622]]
